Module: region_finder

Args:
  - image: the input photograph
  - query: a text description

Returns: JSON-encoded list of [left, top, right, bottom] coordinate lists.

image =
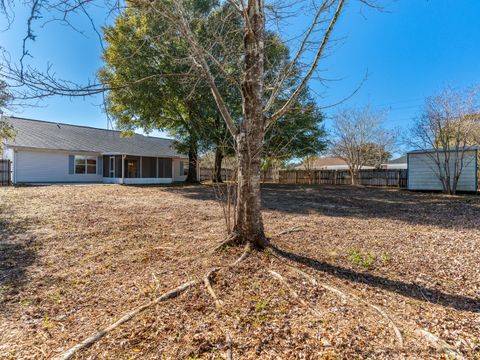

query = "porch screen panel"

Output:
[[158, 158, 173, 178], [103, 156, 109, 177], [115, 156, 122, 178], [142, 157, 156, 178]]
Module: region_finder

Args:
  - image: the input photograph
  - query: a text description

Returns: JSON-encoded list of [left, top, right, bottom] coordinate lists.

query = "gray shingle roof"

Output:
[[3, 117, 186, 158], [387, 155, 407, 164]]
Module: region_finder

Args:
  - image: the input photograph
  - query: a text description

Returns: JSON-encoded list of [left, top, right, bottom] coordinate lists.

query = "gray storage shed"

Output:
[[407, 147, 479, 192]]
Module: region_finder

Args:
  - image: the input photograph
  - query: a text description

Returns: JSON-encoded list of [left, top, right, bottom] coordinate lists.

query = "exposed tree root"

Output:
[[204, 268, 223, 309], [57, 246, 250, 360], [202, 246, 253, 360], [224, 332, 233, 360], [232, 242, 252, 266], [271, 249, 466, 358], [414, 329, 465, 360], [290, 266, 404, 347], [269, 270, 323, 319], [272, 226, 305, 238], [55, 280, 198, 360], [214, 232, 243, 251], [214, 226, 304, 252]]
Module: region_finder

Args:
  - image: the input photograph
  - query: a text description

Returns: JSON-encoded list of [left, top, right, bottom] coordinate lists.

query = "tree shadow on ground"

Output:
[[271, 244, 480, 313], [171, 184, 480, 229], [0, 205, 37, 309]]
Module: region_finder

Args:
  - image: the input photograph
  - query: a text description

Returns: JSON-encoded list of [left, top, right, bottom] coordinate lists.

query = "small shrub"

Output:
[[348, 249, 375, 268]]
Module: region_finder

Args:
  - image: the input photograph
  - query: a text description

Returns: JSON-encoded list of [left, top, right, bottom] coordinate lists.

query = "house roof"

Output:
[[3, 116, 186, 158], [387, 155, 407, 164], [295, 157, 347, 169]]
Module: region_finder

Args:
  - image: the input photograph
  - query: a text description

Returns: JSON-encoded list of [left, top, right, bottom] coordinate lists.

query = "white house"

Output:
[[407, 147, 479, 192], [1, 117, 190, 185]]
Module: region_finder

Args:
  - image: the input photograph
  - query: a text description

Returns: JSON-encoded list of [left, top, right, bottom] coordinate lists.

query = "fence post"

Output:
[[334, 170, 337, 185]]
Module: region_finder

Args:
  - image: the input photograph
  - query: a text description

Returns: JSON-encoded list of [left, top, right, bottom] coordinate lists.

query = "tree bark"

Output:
[[231, 1, 268, 249], [185, 142, 199, 183], [213, 146, 223, 183], [233, 133, 268, 249]]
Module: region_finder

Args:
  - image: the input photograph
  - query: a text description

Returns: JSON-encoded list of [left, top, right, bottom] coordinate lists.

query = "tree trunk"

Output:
[[350, 168, 357, 185], [231, 0, 268, 249], [233, 133, 268, 249], [213, 146, 223, 183], [185, 143, 198, 183]]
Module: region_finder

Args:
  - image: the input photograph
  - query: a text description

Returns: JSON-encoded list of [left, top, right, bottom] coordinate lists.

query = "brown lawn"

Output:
[[0, 184, 479, 359]]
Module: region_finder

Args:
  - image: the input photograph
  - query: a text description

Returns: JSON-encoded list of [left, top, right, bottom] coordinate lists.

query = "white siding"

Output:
[[1, 148, 14, 161], [15, 149, 103, 184], [408, 150, 478, 192], [173, 158, 188, 182]]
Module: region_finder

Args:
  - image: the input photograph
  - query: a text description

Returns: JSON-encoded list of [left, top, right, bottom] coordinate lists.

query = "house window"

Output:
[[75, 155, 97, 175]]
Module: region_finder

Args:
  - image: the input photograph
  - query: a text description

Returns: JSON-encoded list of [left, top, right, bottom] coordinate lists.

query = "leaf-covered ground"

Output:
[[0, 184, 479, 359]]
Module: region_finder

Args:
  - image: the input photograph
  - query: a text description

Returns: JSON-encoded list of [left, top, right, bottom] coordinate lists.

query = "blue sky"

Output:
[[1, 0, 480, 143]]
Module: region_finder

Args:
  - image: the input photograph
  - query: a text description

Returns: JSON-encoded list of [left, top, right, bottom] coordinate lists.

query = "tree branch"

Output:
[[265, 0, 345, 128]]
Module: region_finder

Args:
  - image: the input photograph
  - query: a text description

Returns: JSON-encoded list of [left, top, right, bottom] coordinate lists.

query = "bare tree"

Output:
[[409, 86, 480, 195], [0, 78, 14, 152], [0, 0, 381, 249], [330, 106, 396, 185]]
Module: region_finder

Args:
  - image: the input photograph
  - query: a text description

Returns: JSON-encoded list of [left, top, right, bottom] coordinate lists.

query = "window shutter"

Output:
[[68, 155, 75, 174], [97, 156, 103, 175]]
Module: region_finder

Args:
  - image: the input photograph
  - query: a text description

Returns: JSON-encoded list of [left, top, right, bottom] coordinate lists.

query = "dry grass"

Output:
[[0, 184, 479, 359]]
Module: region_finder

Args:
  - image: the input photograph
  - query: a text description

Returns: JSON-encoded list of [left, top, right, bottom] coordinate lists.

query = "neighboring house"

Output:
[[407, 147, 479, 192], [382, 155, 407, 170], [1, 117, 190, 185], [295, 156, 375, 170]]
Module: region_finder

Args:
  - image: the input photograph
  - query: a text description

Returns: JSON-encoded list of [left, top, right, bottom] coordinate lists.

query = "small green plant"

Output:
[[255, 299, 269, 312], [148, 273, 160, 299], [381, 253, 391, 265], [348, 249, 375, 268], [44, 315, 51, 331], [20, 299, 32, 306]]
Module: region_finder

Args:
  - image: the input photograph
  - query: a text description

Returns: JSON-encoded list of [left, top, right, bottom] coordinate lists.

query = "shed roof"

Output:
[[408, 146, 479, 154], [3, 116, 186, 158]]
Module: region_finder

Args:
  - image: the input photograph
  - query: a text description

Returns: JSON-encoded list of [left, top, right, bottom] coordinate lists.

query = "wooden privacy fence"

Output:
[[0, 159, 12, 186], [278, 169, 408, 188], [199, 167, 279, 183], [200, 167, 407, 188]]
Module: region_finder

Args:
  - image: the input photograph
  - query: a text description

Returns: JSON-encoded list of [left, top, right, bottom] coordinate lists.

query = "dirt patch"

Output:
[[0, 184, 479, 359]]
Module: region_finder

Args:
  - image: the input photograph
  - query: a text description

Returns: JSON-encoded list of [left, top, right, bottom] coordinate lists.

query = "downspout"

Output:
[[122, 154, 125, 184], [13, 148, 17, 185]]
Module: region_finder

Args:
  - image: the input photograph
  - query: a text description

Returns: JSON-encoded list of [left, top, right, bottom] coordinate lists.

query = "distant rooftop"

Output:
[[295, 157, 348, 170], [3, 116, 186, 158], [387, 155, 407, 164]]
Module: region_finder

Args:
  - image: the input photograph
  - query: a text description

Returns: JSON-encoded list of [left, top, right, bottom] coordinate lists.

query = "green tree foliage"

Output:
[[99, 3, 326, 181], [264, 91, 326, 167]]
